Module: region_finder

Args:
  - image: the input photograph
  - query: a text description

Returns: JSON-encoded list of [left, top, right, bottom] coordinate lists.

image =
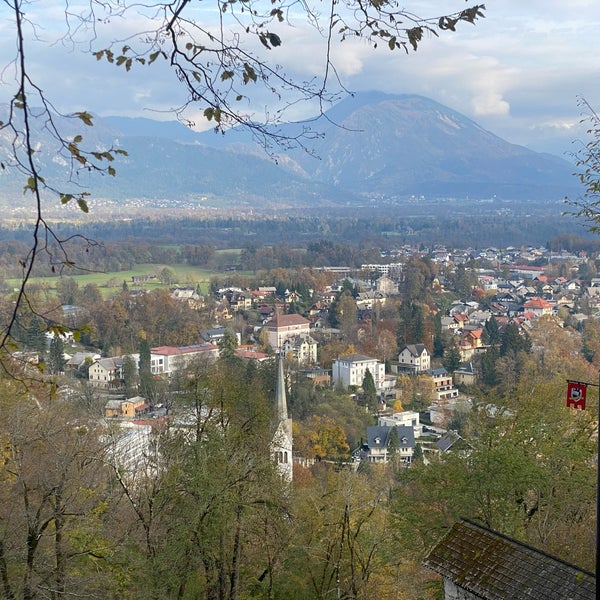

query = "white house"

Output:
[[88, 357, 124, 388], [141, 344, 219, 375], [281, 334, 318, 365], [356, 424, 415, 464], [378, 411, 421, 439], [332, 354, 385, 390], [395, 344, 431, 374]]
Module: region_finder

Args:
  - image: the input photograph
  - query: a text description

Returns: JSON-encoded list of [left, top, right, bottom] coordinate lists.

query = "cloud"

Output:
[[2, 0, 600, 158]]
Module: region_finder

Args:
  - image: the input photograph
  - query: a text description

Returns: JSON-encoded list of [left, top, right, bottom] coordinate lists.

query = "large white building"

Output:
[[332, 354, 385, 390]]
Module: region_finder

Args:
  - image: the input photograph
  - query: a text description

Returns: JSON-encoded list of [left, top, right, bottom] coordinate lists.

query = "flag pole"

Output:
[[597, 370, 599, 582]]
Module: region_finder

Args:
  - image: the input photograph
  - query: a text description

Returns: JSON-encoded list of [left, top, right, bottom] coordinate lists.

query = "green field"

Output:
[[8, 264, 220, 298]]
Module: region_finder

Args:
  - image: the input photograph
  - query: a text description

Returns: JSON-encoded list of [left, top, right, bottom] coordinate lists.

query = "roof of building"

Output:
[[264, 313, 310, 328], [335, 353, 378, 364], [401, 343, 428, 357], [423, 519, 595, 599], [366, 424, 415, 450], [152, 344, 217, 356], [523, 296, 553, 309]]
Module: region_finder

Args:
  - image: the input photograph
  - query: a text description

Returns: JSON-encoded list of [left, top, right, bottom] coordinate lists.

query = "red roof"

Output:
[[265, 314, 309, 328], [523, 297, 552, 309]]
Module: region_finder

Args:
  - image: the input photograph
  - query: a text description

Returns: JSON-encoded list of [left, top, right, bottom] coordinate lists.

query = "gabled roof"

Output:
[[423, 519, 595, 599], [366, 424, 415, 450], [523, 296, 553, 309], [400, 343, 428, 357]]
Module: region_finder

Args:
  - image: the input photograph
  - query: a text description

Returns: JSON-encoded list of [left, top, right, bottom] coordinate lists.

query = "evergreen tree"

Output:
[[122, 354, 139, 397], [47, 336, 66, 375], [362, 368, 377, 411], [433, 312, 445, 358], [484, 315, 501, 346], [443, 344, 462, 375], [218, 329, 238, 361], [500, 322, 531, 357], [387, 426, 399, 459], [138, 335, 154, 401]]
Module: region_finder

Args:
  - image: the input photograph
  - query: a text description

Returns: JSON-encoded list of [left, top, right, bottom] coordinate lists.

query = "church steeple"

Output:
[[276, 352, 289, 422], [272, 353, 293, 482]]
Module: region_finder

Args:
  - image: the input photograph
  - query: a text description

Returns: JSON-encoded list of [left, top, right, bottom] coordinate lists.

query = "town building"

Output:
[[331, 354, 385, 390], [393, 344, 431, 374], [355, 424, 415, 464], [263, 313, 311, 349]]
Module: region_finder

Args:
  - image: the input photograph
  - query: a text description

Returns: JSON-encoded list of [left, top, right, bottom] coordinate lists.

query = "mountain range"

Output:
[[0, 92, 581, 206]]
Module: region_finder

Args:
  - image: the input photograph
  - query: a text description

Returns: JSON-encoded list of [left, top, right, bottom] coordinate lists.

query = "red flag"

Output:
[[566, 381, 587, 410]]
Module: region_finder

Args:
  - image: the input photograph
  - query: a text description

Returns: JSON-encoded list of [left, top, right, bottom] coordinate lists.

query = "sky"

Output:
[[1, 1, 600, 159]]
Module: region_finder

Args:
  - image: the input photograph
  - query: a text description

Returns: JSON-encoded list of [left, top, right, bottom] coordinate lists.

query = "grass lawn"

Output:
[[8, 264, 219, 298]]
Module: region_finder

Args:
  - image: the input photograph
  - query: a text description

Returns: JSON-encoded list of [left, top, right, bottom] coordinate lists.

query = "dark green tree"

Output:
[[138, 335, 154, 401], [387, 426, 399, 459], [362, 368, 377, 411], [218, 329, 238, 361], [500, 322, 532, 357], [484, 315, 502, 345], [442, 344, 462, 375], [122, 354, 139, 398], [47, 336, 66, 375]]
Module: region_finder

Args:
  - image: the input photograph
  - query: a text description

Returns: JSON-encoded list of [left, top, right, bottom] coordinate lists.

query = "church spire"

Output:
[[272, 353, 293, 482], [276, 351, 288, 422]]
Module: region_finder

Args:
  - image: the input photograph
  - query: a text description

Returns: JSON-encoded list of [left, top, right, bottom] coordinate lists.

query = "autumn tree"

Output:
[[0, 387, 126, 598], [293, 415, 350, 461], [280, 468, 401, 599]]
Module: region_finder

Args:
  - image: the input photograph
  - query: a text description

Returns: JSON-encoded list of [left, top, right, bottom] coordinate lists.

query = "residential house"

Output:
[[263, 313, 311, 350], [375, 275, 397, 295], [423, 519, 595, 600], [150, 344, 219, 374], [297, 368, 331, 388], [394, 344, 431, 374], [458, 328, 483, 361], [64, 351, 101, 373], [332, 354, 385, 390], [453, 362, 476, 386], [170, 286, 204, 309], [378, 411, 421, 439], [522, 296, 554, 318], [355, 290, 386, 310], [89, 357, 124, 388], [428, 368, 459, 402], [281, 334, 318, 365], [234, 348, 271, 362], [435, 430, 471, 454], [104, 396, 148, 418], [355, 424, 415, 464]]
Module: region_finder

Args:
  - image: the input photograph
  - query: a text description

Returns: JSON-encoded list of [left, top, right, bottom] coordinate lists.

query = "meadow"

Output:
[[9, 264, 219, 298]]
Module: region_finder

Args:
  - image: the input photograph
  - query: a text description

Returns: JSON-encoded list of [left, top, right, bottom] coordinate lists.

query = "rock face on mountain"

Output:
[[0, 92, 579, 206]]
